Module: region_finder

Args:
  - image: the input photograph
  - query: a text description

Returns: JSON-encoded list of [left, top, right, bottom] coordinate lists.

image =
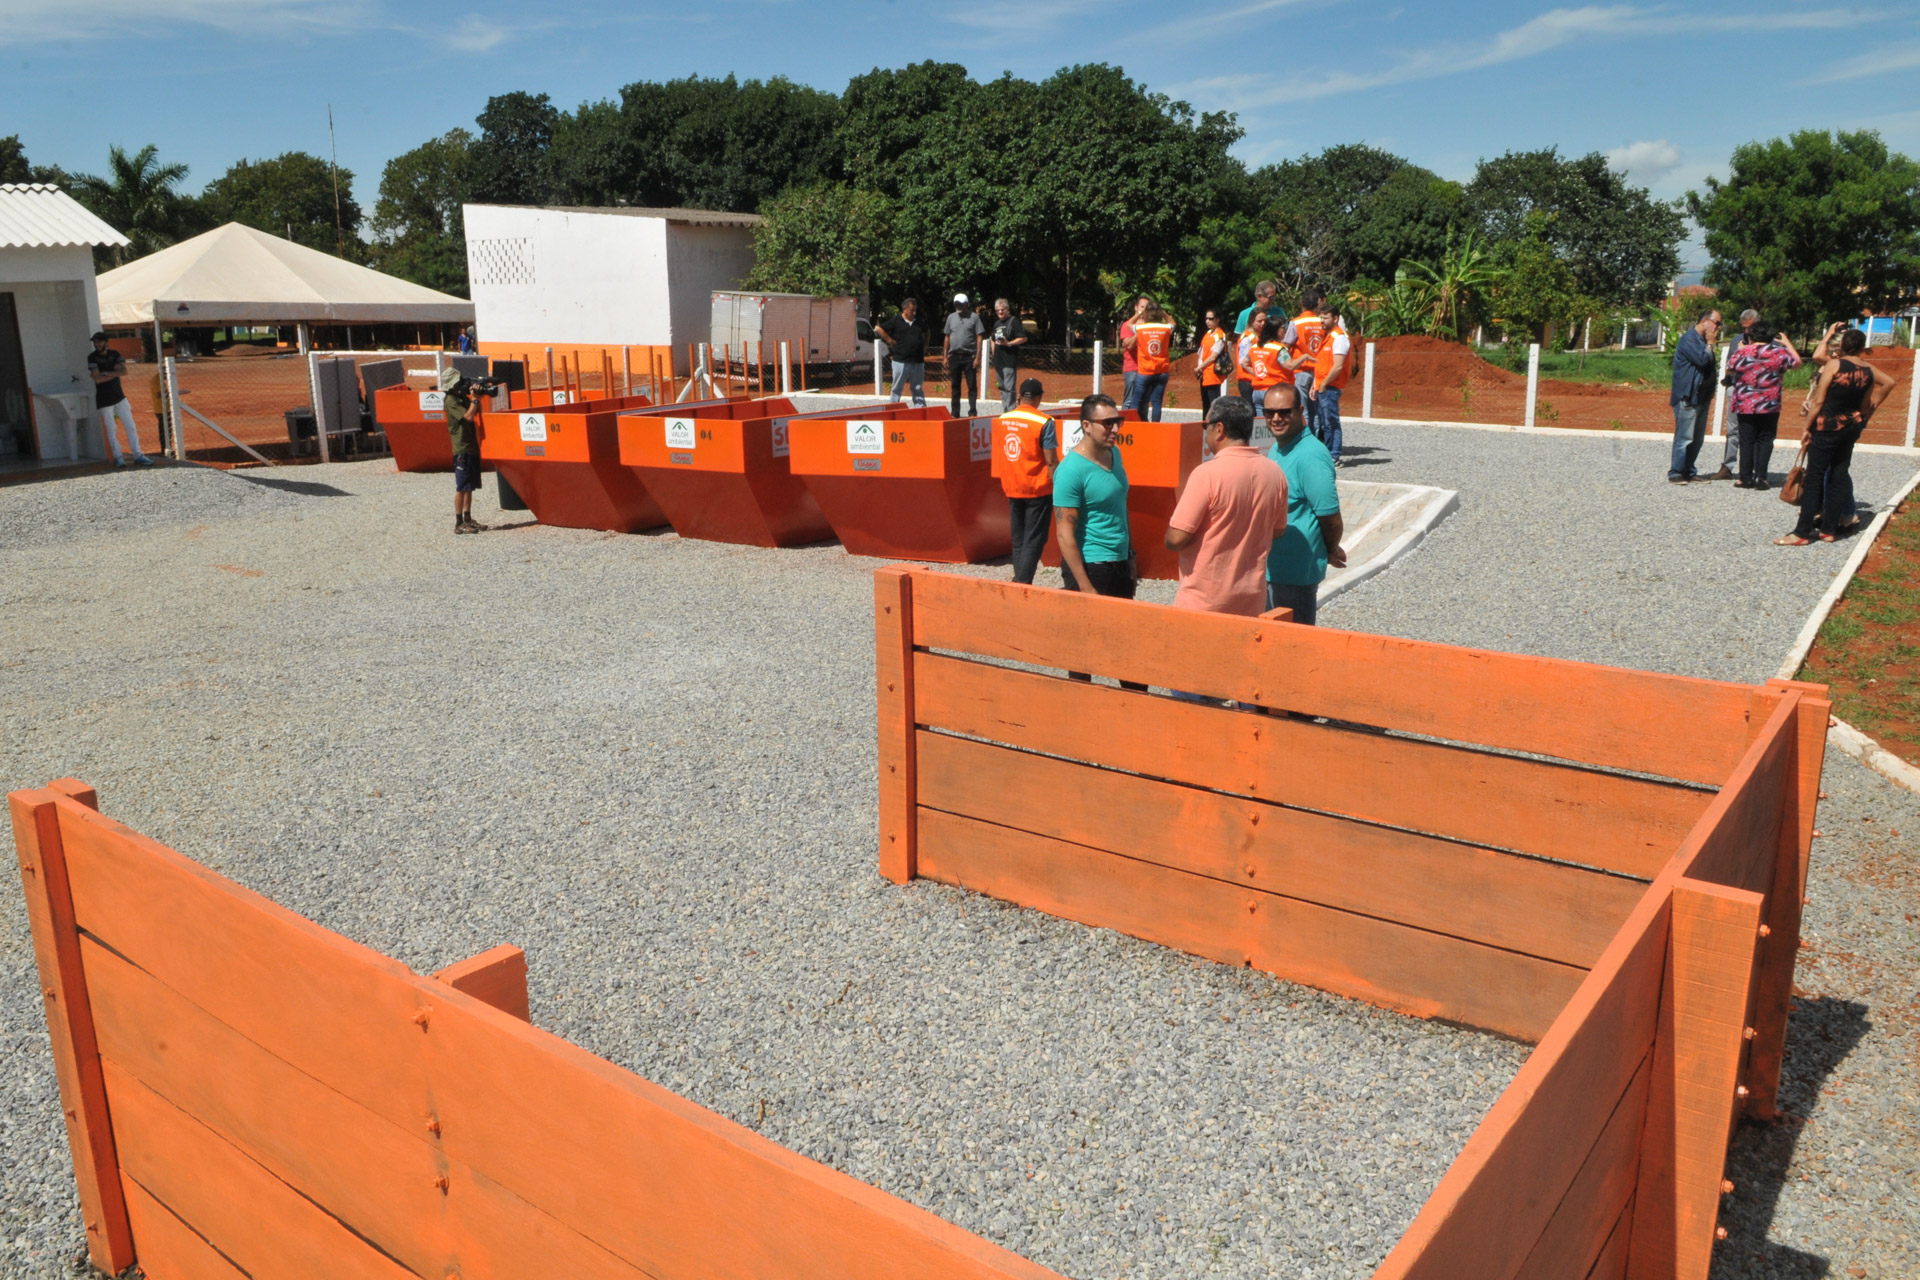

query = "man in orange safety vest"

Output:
[[992, 378, 1060, 584]]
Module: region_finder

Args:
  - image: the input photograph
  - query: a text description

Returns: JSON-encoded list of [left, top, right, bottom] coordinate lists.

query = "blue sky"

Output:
[[8, 1, 1918, 276]]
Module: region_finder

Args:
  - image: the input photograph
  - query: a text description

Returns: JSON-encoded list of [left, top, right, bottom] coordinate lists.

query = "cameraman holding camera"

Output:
[[440, 365, 496, 534]]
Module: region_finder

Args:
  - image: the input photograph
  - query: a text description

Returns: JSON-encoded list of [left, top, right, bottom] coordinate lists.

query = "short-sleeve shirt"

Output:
[[945, 312, 985, 360], [1120, 321, 1138, 373], [87, 348, 127, 408], [880, 316, 927, 362], [991, 316, 1024, 369], [1053, 448, 1131, 563], [1727, 342, 1800, 416], [1267, 431, 1340, 586], [1168, 444, 1289, 615], [445, 387, 479, 456]]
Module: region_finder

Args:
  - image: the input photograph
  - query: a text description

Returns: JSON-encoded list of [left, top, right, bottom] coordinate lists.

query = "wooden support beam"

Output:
[[1627, 879, 1765, 1280], [7, 783, 135, 1273], [875, 568, 917, 883], [432, 945, 530, 1022]]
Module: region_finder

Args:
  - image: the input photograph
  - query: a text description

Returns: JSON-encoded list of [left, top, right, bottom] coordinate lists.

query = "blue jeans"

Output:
[[1133, 372, 1168, 421], [1315, 386, 1343, 461], [1266, 579, 1319, 626], [1120, 370, 1140, 411], [1295, 372, 1318, 436], [1669, 399, 1710, 479], [890, 360, 925, 408]]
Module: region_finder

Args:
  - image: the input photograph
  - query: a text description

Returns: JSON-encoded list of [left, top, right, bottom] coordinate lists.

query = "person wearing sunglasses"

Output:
[[1194, 309, 1230, 413], [1263, 383, 1345, 626], [1053, 394, 1135, 600]]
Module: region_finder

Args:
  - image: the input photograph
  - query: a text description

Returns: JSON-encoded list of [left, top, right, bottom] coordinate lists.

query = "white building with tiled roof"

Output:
[[0, 184, 130, 466]]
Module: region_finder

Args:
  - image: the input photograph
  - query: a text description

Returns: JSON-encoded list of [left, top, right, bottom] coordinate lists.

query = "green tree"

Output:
[[368, 129, 474, 295], [743, 181, 904, 297], [0, 135, 69, 186], [1689, 130, 1920, 336], [202, 152, 360, 255], [615, 75, 842, 212], [469, 91, 560, 205], [70, 144, 193, 267], [1493, 215, 1582, 345], [1396, 230, 1504, 340], [1463, 148, 1682, 305], [1252, 145, 1461, 295]]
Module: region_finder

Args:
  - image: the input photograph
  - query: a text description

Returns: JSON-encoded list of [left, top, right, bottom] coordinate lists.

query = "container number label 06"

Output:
[[519, 413, 548, 443], [969, 420, 991, 462], [846, 420, 885, 455], [664, 417, 697, 450]]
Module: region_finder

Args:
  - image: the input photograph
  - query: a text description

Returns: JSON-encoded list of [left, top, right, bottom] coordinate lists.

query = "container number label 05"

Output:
[[418, 391, 444, 413], [846, 420, 885, 455], [519, 413, 548, 443], [664, 417, 697, 450], [969, 420, 991, 462]]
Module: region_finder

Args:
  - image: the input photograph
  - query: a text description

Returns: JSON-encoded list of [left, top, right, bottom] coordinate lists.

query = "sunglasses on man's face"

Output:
[[1085, 415, 1123, 428], [1265, 407, 1297, 420]]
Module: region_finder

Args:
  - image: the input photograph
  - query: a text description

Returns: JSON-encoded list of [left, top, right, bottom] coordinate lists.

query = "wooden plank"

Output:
[[1587, 1200, 1634, 1280], [434, 944, 531, 1022], [122, 1176, 249, 1280], [905, 568, 1774, 785], [1513, 1051, 1652, 1280], [876, 567, 918, 883], [6, 788, 134, 1273], [919, 733, 1645, 967], [102, 1060, 416, 1280], [85, 938, 649, 1280], [918, 808, 1583, 1040], [1372, 889, 1668, 1280], [914, 654, 1709, 877], [1627, 881, 1764, 1280], [1672, 694, 1795, 894]]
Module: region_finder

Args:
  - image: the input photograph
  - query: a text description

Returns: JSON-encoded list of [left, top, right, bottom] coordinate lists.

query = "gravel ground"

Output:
[[3, 424, 1915, 1280]]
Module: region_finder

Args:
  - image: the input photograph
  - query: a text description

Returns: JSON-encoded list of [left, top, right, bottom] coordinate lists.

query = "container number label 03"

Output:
[[519, 413, 548, 443], [969, 420, 991, 462], [418, 391, 444, 413], [846, 420, 885, 455], [664, 417, 697, 450]]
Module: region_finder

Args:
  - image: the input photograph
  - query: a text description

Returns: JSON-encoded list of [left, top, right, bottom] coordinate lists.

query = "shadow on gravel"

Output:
[[230, 474, 353, 498], [1711, 995, 1871, 1279]]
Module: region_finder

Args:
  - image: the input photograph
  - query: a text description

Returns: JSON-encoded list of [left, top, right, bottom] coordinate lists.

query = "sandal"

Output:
[[1818, 532, 1837, 542], [1774, 535, 1813, 546]]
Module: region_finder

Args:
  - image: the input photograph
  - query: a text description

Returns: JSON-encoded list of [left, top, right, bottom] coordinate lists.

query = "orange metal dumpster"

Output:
[[1036, 413, 1200, 580], [618, 400, 922, 548], [788, 410, 1010, 563], [476, 394, 665, 532], [375, 385, 566, 472]]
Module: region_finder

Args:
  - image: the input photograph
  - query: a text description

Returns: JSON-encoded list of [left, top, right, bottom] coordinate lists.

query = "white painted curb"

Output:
[[1320, 486, 1459, 605], [1777, 468, 1920, 680], [1827, 717, 1920, 797]]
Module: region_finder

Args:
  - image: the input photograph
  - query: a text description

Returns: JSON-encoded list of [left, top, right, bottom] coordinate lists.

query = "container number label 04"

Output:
[[418, 391, 444, 413], [969, 420, 991, 462], [519, 413, 548, 443], [846, 420, 885, 455], [664, 417, 697, 450]]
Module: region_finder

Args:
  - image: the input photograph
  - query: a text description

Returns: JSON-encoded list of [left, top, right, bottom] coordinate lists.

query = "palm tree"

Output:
[[71, 145, 191, 266], [1396, 230, 1504, 341]]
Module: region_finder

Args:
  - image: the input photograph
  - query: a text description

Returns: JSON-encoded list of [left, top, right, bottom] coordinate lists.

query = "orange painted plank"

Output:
[[1512, 1051, 1652, 1280], [1586, 1200, 1634, 1280], [903, 569, 1775, 786], [434, 944, 530, 1022], [1671, 699, 1794, 895], [6, 789, 134, 1272], [86, 938, 648, 1280], [1372, 888, 1668, 1279], [918, 808, 1583, 1040], [876, 568, 917, 883], [1627, 881, 1763, 1280], [122, 1176, 249, 1280], [102, 1060, 415, 1280], [917, 732, 1645, 968], [914, 654, 1709, 878]]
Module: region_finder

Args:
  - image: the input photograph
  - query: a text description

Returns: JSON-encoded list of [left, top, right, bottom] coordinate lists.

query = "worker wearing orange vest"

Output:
[[1235, 308, 1268, 403], [1245, 315, 1290, 409], [1194, 308, 1229, 413], [1307, 302, 1356, 464], [1284, 289, 1329, 441], [1129, 303, 1176, 421], [993, 378, 1060, 584]]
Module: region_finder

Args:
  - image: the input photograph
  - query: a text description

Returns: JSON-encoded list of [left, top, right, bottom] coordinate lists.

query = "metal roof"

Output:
[[0, 183, 130, 249], [467, 203, 763, 228]]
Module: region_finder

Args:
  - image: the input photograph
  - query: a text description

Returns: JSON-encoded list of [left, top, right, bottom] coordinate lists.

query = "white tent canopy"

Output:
[[95, 222, 475, 327]]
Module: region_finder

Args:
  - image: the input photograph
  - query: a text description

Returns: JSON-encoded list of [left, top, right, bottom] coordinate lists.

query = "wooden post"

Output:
[[622, 345, 632, 398], [8, 782, 136, 1273], [875, 568, 918, 884], [432, 944, 530, 1022], [1627, 880, 1764, 1280]]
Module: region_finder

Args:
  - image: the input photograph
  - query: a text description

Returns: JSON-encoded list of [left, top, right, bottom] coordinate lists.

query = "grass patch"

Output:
[[1799, 495, 1920, 769]]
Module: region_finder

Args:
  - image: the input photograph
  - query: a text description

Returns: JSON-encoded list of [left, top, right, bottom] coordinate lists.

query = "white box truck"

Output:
[[711, 291, 875, 373]]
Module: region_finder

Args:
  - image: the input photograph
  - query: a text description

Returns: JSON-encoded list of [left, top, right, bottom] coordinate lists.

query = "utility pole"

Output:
[[327, 105, 345, 258]]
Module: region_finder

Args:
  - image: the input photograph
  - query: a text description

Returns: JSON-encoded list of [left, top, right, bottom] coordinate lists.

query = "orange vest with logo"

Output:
[[1289, 311, 1325, 364], [1198, 328, 1228, 386], [993, 406, 1055, 498], [1133, 322, 1174, 376], [1313, 328, 1356, 391], [1247, 341, 1289, 388]]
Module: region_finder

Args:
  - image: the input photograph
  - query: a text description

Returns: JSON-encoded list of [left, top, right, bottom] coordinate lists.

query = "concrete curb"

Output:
[[1320, 485, 1459, 605], [1347, 414, 1920, 457], [1827, 716, 1920, 797], [1776, 468, 1920, 680]]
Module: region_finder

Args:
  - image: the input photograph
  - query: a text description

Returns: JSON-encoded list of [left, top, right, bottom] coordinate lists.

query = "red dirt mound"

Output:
[[1370, 335, 1523, 387]]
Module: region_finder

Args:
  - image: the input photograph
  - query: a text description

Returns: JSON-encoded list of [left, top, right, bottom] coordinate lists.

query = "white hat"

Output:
[[953, 293, 969, 305]]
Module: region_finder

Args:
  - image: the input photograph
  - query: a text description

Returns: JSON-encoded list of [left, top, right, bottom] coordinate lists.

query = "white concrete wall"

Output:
[[665, 225, 757, 371], [0, 244, 102, 403]]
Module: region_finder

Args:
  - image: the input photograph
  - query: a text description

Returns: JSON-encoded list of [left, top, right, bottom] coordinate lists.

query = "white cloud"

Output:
[[0, 0, 365, 46], [1607, 139, 1682, 182], [1802, 41, 1920, 85], [444, 16, 509, 52]]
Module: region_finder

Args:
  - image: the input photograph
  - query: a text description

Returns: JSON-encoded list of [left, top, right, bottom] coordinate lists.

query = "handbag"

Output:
[[1779, 440, 1808, 505]]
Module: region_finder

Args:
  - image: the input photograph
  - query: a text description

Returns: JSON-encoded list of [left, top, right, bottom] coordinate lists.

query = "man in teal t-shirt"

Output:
[[1263, 383, 1344, 625], [1051, 393, 1134, 599]]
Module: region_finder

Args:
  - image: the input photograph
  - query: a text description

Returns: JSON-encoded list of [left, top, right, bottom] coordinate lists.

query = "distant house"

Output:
[[0, 184, 130, 467]]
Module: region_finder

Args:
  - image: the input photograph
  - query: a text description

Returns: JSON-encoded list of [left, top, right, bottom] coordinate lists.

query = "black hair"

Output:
[[1839, 329, 1867, 355], [1748, 321, 1776, 345], [1079, 393, 1117, 422], [1206, 395, 1255, 441]]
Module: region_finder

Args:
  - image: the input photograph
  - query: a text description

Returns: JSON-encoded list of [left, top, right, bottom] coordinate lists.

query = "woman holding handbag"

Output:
[[1775, 325, 1898, 545]]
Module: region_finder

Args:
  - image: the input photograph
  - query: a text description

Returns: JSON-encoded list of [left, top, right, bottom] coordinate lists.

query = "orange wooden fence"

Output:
[[875, 566, 1827, 1280]]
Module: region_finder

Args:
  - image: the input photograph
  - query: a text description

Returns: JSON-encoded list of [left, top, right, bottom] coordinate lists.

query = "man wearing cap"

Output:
[[87, 332, 152, 467], [441, 365, 486, 534], [992, 378, 1058, 585], [944, 294, 986, 418]]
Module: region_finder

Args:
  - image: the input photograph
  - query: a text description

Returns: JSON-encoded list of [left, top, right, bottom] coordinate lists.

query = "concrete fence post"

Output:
[[1907, 350, 1920, 448], [621, 346, 632, 397], [1092, 340, 1103, 398], [873, 340, 883, 397], [1523, 343, 1540, 428], [1709, 343, 1730, 444], [780, 341, 791, 396], [1362, 342, 1376, 420], [163, 357, 184, 461], [307, 351, 329, 463]]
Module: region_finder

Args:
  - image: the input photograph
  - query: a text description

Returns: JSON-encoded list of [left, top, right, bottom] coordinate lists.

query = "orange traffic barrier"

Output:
[[876, 567, 1829, 1277], [619, 399, 919, 548], [788, 411, 1010, 562], [476, 393, 663, 531], [1035, 412, 1198, 579]]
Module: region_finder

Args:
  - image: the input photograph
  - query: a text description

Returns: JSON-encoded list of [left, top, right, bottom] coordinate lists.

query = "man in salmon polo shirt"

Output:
[[1164, 394, 1289, 618]]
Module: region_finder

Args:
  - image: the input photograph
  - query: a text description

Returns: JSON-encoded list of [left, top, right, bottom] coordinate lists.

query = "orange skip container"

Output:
[[788, 410, 1011, 563], [618, 399, 914, 548], [477, 393, 666, 531], [1039, 413, 1201, 579], [377, 386, 563, 472]]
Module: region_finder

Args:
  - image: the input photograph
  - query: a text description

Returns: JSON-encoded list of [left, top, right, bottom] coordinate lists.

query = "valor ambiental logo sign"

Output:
[[846, 420, 885, 454]]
